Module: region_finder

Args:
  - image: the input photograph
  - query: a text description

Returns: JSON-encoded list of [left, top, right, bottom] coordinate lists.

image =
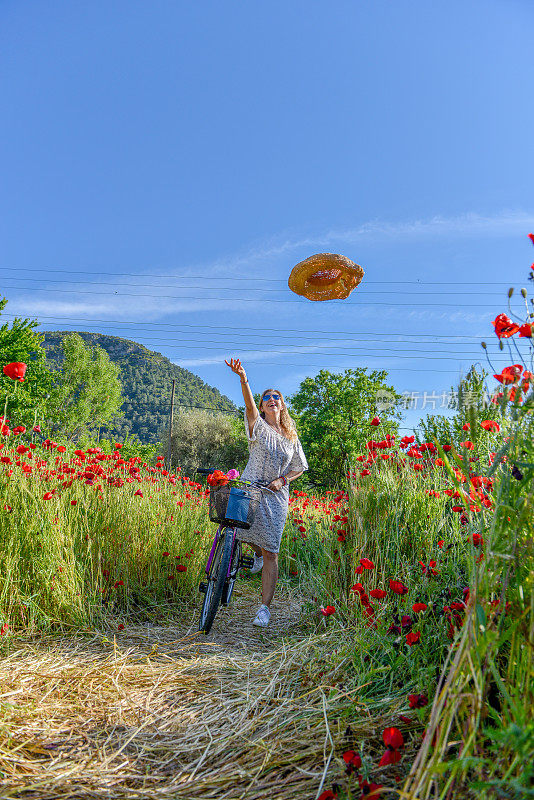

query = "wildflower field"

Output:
[[0, 270, 533, 799]]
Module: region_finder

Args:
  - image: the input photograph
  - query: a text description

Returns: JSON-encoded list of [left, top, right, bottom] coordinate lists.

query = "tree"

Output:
[[416, 366, 501, 445], [165, 408, 248, 478], [0, 297, 53, 426], [289, 368, 401, 487], [45, 333, 124, 440]]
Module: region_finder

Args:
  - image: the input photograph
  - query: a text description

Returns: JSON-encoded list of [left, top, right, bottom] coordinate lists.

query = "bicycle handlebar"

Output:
[[195, 468, 276, 494]]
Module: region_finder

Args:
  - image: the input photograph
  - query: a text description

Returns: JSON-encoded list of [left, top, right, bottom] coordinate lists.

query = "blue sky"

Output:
[[1, 0, 533, 433]]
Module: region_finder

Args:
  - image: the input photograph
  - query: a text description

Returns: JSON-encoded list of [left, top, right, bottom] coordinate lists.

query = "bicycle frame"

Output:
[[205, 525, 237, 579]]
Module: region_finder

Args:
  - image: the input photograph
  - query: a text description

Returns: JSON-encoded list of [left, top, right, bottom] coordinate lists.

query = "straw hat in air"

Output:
[[288, 253, 364, 301]]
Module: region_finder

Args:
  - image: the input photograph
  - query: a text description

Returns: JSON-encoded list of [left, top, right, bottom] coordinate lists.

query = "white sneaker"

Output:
[[252, 604, 271, 627], [249, 555, 263, 574]]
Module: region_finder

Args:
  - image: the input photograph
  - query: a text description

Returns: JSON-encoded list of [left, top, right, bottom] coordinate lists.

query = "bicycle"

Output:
[[196, 468, 272, 634]]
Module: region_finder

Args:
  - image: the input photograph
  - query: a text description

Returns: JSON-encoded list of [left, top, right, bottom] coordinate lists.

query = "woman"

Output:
[[225, 357, 308, 627]]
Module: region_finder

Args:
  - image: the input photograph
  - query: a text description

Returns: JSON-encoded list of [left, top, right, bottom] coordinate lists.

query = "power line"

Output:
[[44, 339, 491, 358], [36, 324, 487, 345], [37, 328, 505, 357], [0, 283, 509, 307], [42, 343, 488, 373], [44, 336, 490, 356], [0, 274, 507, 296], [126, 400, 424, 432], [0, 265, 514, 285], [0, 312, 491, 339]]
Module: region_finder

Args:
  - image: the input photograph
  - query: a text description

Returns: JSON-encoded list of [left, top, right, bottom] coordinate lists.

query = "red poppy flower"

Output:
[[443, 444, 452, 452], [452, 505, 464, 512], [43, 491, 56, 500], [207, 469, 229, 486], [412, 603, 428, 613], [134, 489, 143, 497], [389, 579, 408, 595], [351, 582, 365, 594], [2, 362, 27, 381], [507, 387, 522, 403], [472, 533, 483, 547], [462, 423, 470, 431], [360, 469, 371, 476], [494, 364, 523, 384], [359, 778, 382, 798], [343, 750, 362, 768], [408, 693, 428, 708], [360, 558, 374, 570], [318, 791, 337, 800], [0, 623, 9, 636], [118, 623, 125, 630], [370, 416, 380, 426], [492, 314, 520, 338], [437, 539, 444, 548], [70, 500, 77, 506], [383, 727, 404, 749], [378, 748, 401, 766], [480, 420, 500, 432], [518, 323, 532, 338], [162, 551, 170, 557], [320, 605, 336, 616], [369, 589, 387, 599], [177, 564, 187, 572], [406, 630, 421, 646], [528, 233, 534, 245], [460, 441, 474, 450]]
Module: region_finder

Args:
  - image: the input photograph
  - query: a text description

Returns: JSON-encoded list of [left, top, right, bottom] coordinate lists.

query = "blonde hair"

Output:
[[259, 388, 298, 443]]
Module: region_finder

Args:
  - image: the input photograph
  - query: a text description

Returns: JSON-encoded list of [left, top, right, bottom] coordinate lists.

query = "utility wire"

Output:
[[0, 283, 503, 307], [0, 274, 507, 296], [0, 312, 491, 339], [35, 323, 486, 345], [0, 265, 513, 285], [42, 345, 486, 372], [126, 400, 426, 431]]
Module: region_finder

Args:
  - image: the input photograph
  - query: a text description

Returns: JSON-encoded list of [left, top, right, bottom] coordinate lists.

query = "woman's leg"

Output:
[[261, 548, 278, 607]]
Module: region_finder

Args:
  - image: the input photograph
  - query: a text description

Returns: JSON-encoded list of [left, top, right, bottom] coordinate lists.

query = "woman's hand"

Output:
[[267, 477, 286, 492], [225, 357, 246, 380]]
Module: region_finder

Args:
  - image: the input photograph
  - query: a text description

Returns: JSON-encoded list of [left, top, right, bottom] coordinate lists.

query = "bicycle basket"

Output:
[[208, 484, 261, 530]]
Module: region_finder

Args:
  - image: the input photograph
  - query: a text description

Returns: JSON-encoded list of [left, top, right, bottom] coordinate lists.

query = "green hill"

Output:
[[43, 332, 236, 444]]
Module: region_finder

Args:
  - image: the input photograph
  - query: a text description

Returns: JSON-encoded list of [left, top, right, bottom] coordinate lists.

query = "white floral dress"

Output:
[[237, 413, 308, 553]]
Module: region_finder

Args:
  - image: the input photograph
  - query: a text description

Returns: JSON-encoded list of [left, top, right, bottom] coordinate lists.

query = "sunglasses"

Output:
[[262, 393, 281, 401]]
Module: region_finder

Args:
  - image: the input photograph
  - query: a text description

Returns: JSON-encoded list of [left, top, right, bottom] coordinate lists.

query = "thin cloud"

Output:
[[216, 209, 534, 269], [4, 208, 532, 325]]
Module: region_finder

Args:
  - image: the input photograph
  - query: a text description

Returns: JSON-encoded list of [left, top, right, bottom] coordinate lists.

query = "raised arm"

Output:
[[224, 358, 258, 434]]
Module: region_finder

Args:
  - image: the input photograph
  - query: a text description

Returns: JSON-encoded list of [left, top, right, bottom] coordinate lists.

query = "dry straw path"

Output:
[[0, 587, 357, 800]]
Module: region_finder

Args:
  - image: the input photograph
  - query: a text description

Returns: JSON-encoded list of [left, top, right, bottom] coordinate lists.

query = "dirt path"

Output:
[[0, 585, 345, 800]]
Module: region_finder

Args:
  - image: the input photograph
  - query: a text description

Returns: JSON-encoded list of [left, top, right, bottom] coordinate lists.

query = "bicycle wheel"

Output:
[[198, 527, 234, 634], [222, 539, 242, 607]]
